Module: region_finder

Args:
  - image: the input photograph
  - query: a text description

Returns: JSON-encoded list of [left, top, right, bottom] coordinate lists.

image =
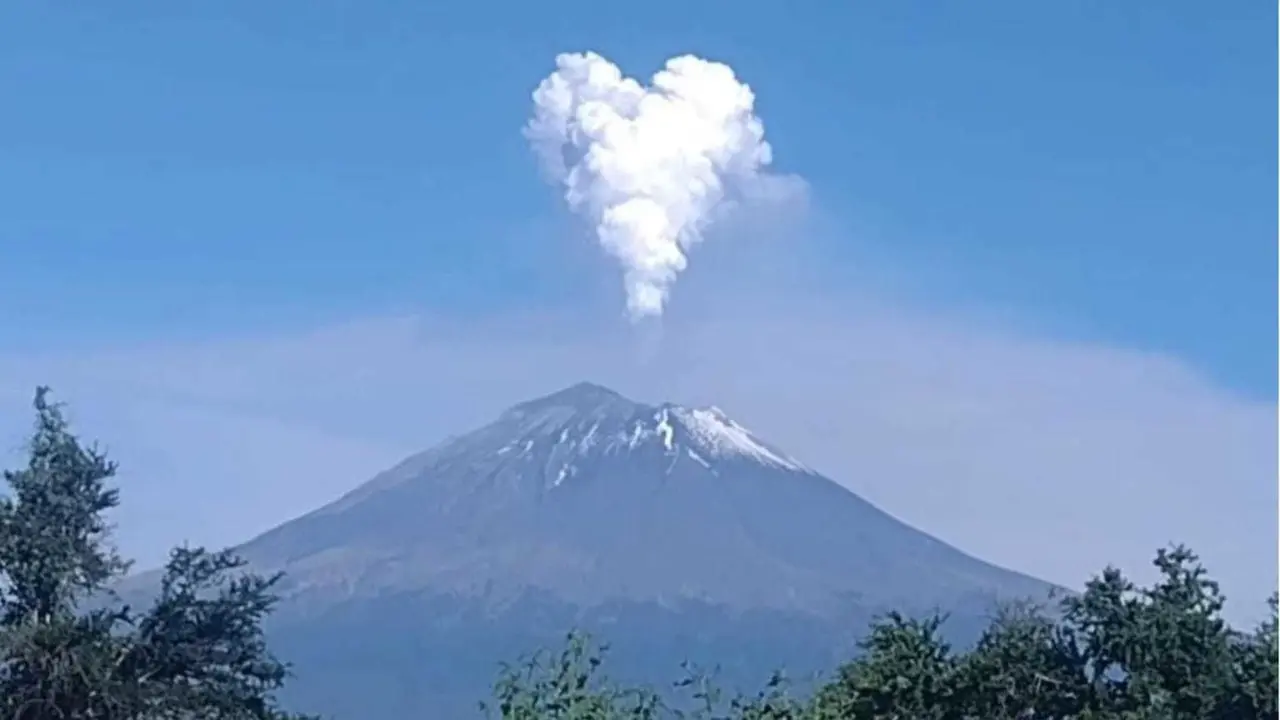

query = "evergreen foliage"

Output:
[[0, 388, 308, 720]]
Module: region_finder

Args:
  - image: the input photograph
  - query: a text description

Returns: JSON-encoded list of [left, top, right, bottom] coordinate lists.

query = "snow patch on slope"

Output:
[[671, 406, 805, 471], [655, 409, 675, 450]]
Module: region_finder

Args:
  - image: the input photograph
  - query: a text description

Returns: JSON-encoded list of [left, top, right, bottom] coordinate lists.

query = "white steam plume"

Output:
[[526, 52, 776, 321]]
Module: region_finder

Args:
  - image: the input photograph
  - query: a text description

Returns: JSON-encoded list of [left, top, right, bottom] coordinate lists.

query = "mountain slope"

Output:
[[126, 382, 1060, 718], [238, 382, 1049, 619]]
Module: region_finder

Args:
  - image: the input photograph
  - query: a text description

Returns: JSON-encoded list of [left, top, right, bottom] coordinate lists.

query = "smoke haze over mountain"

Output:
[[2, 285, 1273, 625]]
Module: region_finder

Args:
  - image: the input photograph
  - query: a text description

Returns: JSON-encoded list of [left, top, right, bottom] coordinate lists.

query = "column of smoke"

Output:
[[525, 51, 777, 323]]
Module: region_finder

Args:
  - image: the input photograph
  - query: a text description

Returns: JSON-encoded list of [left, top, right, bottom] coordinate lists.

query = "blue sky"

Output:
[[0, 3, 1275, 617], [2, 1, 1274, 395]]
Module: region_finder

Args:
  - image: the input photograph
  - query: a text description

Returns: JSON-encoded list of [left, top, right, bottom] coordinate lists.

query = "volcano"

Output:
[[132, 382, 1059, 718]]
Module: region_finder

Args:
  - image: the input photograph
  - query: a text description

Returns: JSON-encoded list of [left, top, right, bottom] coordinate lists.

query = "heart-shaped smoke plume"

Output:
[[525, 52, 775, 321]]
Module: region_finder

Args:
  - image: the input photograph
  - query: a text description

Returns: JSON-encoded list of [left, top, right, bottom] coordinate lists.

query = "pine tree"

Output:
[[0, 388, 310, 720]]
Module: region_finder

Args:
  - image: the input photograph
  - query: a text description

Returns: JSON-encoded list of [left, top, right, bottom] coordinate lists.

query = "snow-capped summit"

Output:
[[484, 383, 808, 488]]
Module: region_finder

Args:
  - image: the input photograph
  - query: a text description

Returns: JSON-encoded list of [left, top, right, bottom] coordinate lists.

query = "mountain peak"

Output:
[[458, 387, 808, 495], [506, 381, 635, 415], [234, 379, 1057, 643]]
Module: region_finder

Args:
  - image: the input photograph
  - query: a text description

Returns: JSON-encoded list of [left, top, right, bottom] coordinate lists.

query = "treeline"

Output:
[[488, 558, 1278, 719], [0, 389, 1275, 719]]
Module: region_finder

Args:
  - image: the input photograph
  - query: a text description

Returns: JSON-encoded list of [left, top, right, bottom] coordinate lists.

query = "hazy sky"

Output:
[[0, 3, 1274, 621]]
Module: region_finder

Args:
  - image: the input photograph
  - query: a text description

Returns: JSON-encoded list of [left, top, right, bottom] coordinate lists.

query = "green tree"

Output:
[[950, 600, 1089, 719], [811, 546, 1276, 720], [1225, 593, 1278, 719], [810, 612, 958, 720], [482, 632, 819, 720], [483, 631, 663, 720], [1060, 545, 1239, 719], [0, 388, 308, 720]]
